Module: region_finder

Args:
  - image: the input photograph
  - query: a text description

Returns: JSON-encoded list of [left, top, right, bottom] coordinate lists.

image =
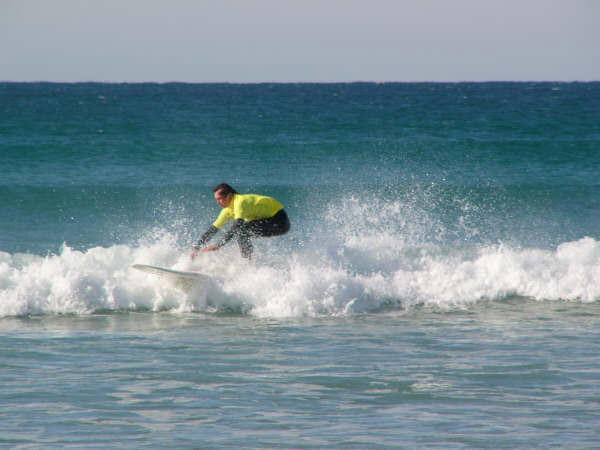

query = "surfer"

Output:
[[190, 183, 290, 259]]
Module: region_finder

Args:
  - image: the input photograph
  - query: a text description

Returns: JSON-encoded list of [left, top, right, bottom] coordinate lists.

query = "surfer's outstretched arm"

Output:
[[194, 226, 219, 249], [191, 226, 219, 259], [196, 220, 245, 255], [215, 219, 245, 248]]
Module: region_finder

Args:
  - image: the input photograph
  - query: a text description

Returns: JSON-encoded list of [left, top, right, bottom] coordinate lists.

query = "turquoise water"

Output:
[[1, 82, 600, 448], [2, 305, 599, 448]]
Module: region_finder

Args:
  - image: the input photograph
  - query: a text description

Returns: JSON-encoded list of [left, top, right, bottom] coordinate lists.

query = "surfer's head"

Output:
[[213, 183, 237, 208]]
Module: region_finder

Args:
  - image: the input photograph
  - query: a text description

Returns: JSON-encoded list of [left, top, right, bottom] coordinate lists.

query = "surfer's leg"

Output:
[[236, 227, 253, 259], [236, 210, 289, 258]]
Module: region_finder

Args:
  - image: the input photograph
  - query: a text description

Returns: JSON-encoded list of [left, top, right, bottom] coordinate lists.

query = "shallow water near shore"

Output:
[[2, 300, 599, 448]]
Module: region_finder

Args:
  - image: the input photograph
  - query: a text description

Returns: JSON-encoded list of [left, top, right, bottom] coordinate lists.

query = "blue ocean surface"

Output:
[[1, 82, 600, 448]]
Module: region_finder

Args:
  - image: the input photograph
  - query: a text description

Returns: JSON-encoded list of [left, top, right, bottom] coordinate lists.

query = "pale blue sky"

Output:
[[2, 0, 599, 82]]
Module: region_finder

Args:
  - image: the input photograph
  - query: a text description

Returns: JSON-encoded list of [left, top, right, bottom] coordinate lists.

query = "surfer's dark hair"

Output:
[[213, 183, 237, 196]]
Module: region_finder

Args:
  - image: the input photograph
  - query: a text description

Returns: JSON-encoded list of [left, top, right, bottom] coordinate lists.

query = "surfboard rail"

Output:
[[132, 264, 211, 291]]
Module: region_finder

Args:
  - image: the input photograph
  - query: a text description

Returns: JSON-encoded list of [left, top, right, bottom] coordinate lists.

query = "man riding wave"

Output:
[[191, 183, 290, 259]]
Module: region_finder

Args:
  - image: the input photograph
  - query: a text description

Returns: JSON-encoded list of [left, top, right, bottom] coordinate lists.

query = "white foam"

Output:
[[1, 232, 599, 318]]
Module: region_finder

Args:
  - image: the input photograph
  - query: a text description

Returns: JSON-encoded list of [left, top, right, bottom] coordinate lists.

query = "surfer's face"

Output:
[[214, 190, 233, 208]]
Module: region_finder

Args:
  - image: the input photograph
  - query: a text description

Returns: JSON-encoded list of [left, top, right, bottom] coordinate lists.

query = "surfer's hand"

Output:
[[190, 248, 199, 260], [201, 246, 220, 253]]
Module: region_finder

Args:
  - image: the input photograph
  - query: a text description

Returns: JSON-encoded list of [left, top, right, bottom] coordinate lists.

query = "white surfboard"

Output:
[[132, 264, 211, 291]]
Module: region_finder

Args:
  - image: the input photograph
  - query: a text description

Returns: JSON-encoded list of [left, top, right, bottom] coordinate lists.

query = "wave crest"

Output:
[[1, 233, 599, 318]]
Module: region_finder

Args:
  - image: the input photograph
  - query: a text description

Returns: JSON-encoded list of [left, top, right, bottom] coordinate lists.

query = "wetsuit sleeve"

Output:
[[193, 226, 219, 249], [216, 219, 244, 248]]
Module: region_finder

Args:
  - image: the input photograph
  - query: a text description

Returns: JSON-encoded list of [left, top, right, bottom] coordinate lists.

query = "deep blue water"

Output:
[[1, 82, 600, 448]]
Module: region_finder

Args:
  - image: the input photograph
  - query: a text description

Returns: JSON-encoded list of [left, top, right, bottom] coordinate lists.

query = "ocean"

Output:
[[1, 82, 599, 448]]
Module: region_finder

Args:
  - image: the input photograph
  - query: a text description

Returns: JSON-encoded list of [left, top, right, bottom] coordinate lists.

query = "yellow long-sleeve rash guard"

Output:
[[213, 193, 283, 229]]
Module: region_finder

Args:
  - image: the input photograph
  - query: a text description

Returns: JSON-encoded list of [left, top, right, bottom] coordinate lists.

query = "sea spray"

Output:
[[2, 233, 599, 318], [3, 181, 600, 317]]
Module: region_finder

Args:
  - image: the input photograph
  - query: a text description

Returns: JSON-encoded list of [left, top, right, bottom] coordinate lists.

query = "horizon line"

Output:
[[2, 79, 599, 84]]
